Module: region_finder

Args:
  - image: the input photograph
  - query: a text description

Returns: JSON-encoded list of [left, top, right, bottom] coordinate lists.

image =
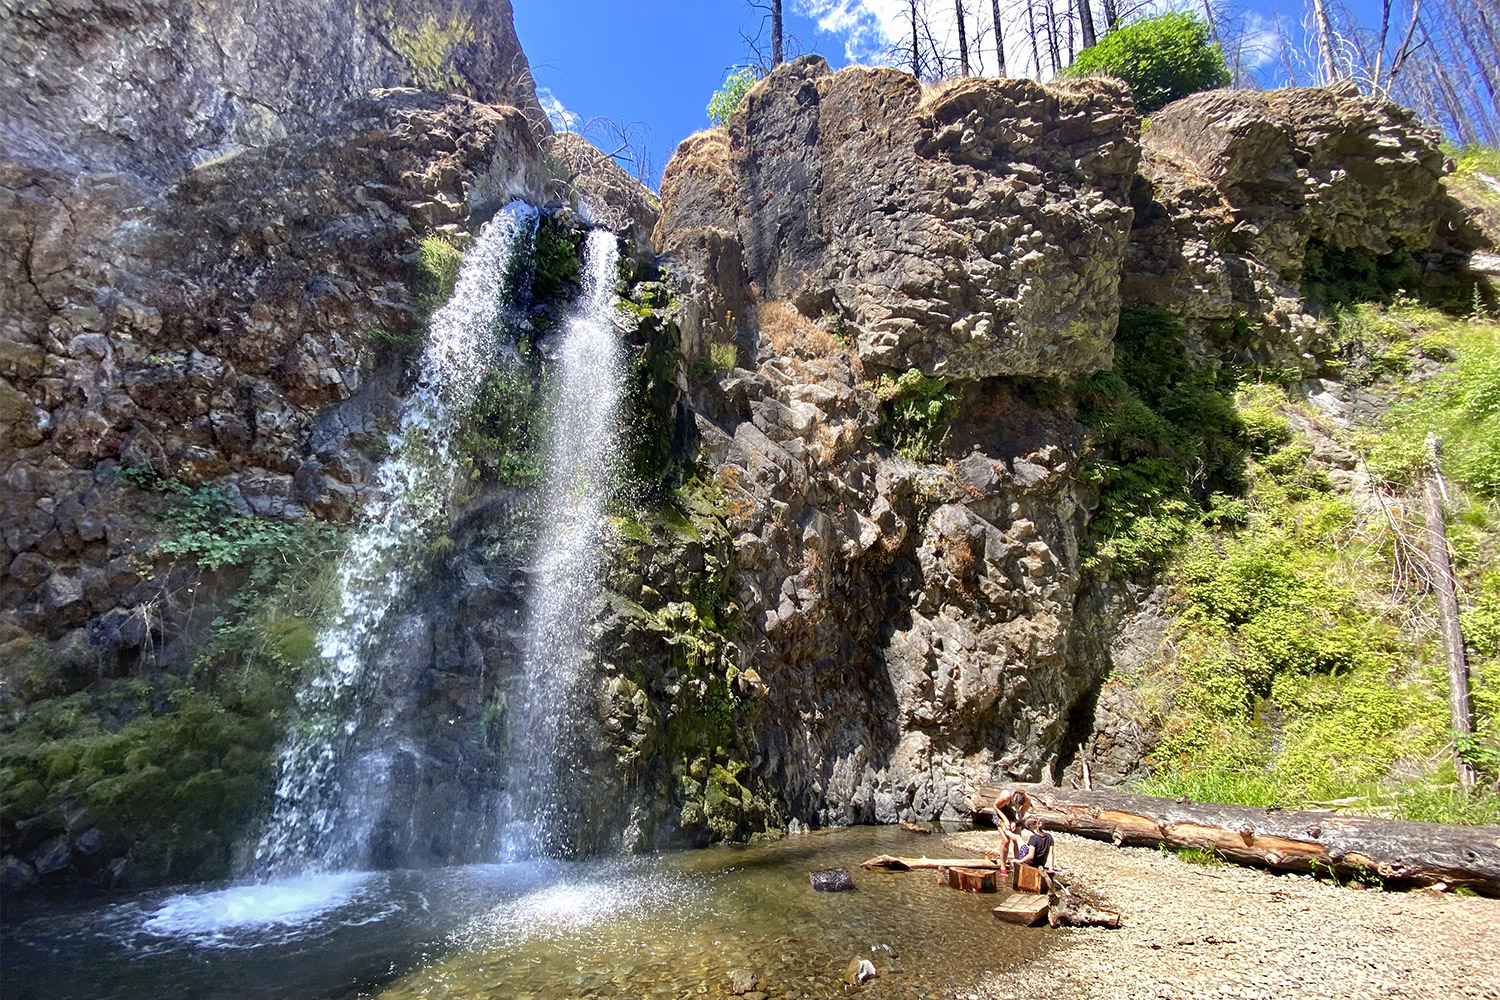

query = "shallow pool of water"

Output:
[[1, 827, 1043, 1000]]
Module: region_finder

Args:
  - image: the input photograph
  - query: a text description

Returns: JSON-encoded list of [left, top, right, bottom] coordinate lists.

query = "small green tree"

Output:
[[1067, 11, 1230, 114], [707, 68, 758, 126]]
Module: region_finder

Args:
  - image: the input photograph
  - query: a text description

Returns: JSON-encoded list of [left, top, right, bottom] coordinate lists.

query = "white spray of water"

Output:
[[499, 229, 625, 858], [252, 203, 538, 875]]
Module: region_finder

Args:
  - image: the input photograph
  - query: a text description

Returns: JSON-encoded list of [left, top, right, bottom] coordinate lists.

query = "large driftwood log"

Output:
[[973, 784, 1500, 896]]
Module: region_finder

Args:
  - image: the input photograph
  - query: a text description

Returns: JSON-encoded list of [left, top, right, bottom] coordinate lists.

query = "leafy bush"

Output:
[[874, 368, 960, 462], [1365, 317, 1500, 497], [1067, 12, 1230, 114], [531, 221, 582, 304], [708, 68, 758, 126]]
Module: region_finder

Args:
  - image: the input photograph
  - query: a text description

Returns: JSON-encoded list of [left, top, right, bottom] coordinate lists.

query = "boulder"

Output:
[[1123, 84, 1482, 367]]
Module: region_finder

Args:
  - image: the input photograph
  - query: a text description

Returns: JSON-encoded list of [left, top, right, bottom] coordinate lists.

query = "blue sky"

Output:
[[513, 1, 1392, 190], [514, 1, 858, 186]]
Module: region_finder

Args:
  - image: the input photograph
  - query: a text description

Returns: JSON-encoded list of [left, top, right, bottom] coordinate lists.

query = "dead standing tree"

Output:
[[956, 0, 972, 75], [990, 0, 1009, 74], [1423, 436, 1477, 790]]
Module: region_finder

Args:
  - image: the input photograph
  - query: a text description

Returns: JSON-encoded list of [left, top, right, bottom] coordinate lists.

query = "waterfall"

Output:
[[499, 229, 625, 859], [252, 203, 538, 876]]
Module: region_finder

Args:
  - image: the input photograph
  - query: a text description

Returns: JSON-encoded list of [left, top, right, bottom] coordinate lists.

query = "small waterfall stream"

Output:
[[253, 203, 538, 876], [500, 229, 625, 859]]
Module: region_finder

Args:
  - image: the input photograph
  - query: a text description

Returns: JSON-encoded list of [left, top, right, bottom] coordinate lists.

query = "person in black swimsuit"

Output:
[[1014, 816, 1054, 870]]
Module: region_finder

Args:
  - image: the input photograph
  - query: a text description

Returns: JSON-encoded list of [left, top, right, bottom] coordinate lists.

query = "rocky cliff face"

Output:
[[658, 58, 1140, 382], [1, 0, 542, 183], [1, 89, 549, 669], [638, 59, 1145, 830], [1, 31, 1488, 896]]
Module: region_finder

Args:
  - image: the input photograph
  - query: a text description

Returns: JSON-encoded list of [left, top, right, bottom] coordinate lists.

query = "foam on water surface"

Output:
[[142, 872, 374, 943]]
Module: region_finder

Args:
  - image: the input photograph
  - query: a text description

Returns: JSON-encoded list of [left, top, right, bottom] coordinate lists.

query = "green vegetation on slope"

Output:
[[0, 475, 346, 886], [1071, 308, 1248, 575], [1128, 302, 1500, 824]]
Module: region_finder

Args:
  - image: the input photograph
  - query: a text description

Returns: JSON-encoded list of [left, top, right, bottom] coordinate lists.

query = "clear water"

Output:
[[252, 204, 538, 876], [498, 229, 626, 859], [0, 828, 1045, 1000]]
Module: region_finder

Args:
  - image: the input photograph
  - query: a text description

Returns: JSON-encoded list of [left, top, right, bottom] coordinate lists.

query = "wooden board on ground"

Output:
[[945, 866, 999, 892], [993, 893, 1050, 926], [862, 855, 1002, 871], [1010, 863, 1045, 894], [971, 783, 1500, 896]]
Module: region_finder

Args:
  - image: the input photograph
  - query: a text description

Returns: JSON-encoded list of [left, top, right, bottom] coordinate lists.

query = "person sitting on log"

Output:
[[1013, 816, 1054, 871]]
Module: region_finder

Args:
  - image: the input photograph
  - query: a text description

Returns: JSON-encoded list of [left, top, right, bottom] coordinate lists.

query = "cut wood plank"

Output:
[[862, 854, 1003, 871], [993, 892, 1050, 926], [972, 783, 1500, 896], [945, 866, 1000, 892]]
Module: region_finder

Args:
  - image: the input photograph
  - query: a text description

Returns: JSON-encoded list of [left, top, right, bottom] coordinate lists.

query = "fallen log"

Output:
[[1047, 891, 1120, 929], [862, 854, 1003, 871], [972, 783, 1500, 896]]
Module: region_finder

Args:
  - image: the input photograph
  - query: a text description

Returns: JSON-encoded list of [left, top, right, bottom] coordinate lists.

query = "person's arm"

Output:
[[1015, 838, 1036, 866]]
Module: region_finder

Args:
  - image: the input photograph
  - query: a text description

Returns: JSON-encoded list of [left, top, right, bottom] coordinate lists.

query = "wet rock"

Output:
[[843, 958, 878, 984], [729, 969, 761, 994], [810, 867, 856, 892], [31, 834, 73, 877], [0, 856, 38, 894]]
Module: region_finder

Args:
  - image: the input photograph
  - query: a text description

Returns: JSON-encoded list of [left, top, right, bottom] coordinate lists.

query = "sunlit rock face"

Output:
[[643, 60, 1142, 831], [0, 0, 543, 182], [657, 56, 1142, 383]]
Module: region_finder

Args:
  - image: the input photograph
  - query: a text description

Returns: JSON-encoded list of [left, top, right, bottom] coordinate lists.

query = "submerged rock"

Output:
[[810, 867, 856, 892]]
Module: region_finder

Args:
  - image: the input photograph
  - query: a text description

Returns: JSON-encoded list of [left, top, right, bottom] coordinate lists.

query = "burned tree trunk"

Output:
[[1425, 435, 1476, 790], [973, 784, 1500, 896]]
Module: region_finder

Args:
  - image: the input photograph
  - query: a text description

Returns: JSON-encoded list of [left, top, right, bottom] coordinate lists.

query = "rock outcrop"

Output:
[[1123, 84, 1482, 367], [1, 89, 549, 662], [1, 0, 543, 184], [657, 57, 1141, 381]]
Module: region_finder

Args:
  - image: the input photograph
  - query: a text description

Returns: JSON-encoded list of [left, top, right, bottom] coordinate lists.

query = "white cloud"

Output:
[[1235, 12, 1281, 73], [536, 87, 581, 132]]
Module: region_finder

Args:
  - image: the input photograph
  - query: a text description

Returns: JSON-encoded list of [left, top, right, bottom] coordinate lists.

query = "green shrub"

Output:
[[1366, 320, 1500, 496], [874, 369, 960, 462], [1067, 12, 1230, 114], [708, 68, 758, 126], [1072, 309, 1246, 574], [531, 221, 582, 304]]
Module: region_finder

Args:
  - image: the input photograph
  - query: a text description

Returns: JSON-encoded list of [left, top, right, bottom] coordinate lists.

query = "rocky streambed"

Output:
[[950, 831, 1500, 1000]]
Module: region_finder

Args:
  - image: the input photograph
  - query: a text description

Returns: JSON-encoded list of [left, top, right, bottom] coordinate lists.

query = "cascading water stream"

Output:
[[252, 203, 537, 876], [499, 229, 625, 859]]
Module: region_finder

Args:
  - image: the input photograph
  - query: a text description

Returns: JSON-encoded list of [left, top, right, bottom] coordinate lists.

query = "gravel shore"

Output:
[[946, 830, 1500, 1000]]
